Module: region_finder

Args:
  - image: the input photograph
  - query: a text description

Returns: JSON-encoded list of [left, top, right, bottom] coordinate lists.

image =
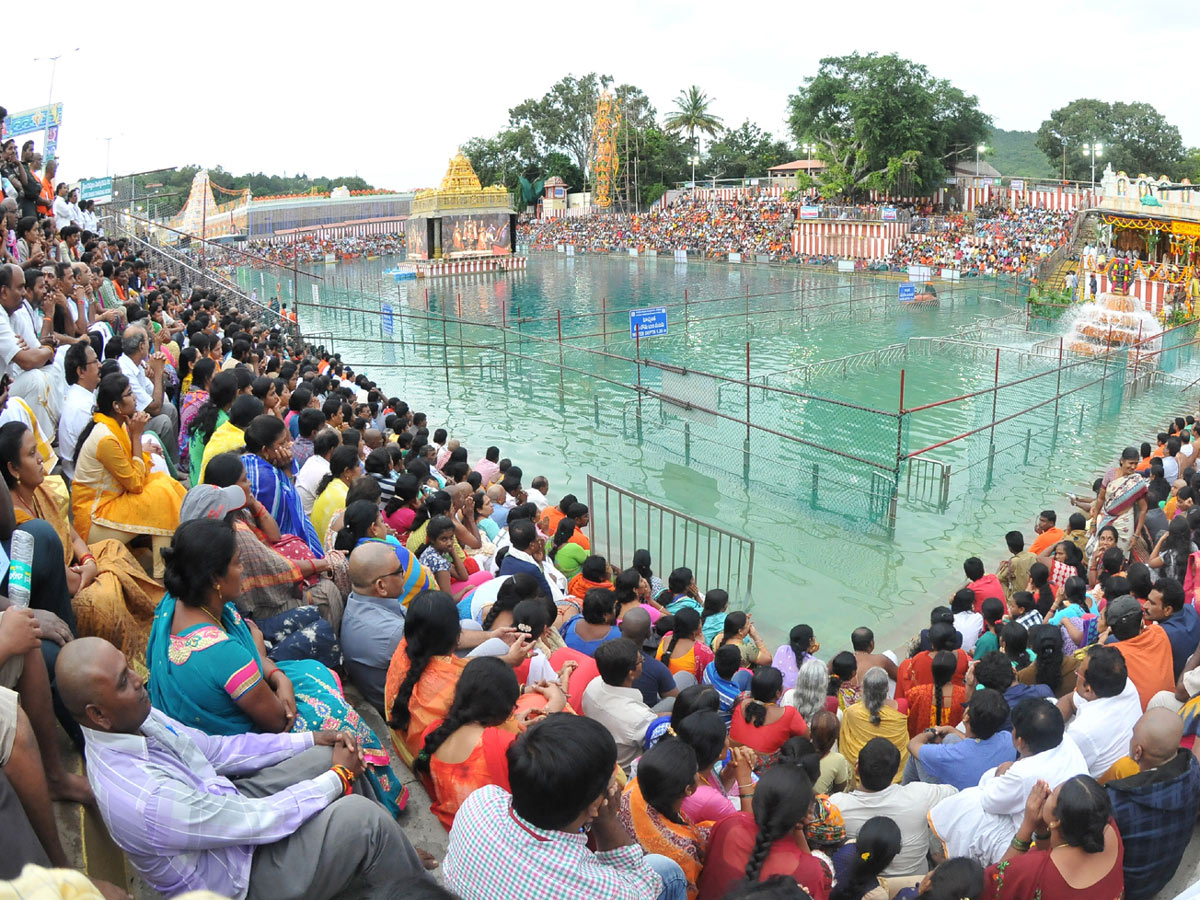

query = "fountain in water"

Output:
[[1062, 292, 1161, 359]]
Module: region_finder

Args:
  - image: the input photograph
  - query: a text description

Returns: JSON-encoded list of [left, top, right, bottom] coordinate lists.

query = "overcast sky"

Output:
[[14, 0, 1198, 191]]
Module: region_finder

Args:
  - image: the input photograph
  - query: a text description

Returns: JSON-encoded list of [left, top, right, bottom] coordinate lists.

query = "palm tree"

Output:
[[663, 86, 724, 151]]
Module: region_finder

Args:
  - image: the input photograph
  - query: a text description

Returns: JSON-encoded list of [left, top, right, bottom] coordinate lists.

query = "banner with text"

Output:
[[1, 104, 63, 160]]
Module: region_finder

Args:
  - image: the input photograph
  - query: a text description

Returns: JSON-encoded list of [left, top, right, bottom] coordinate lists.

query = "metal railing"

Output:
[[586, 474, 755, 602], [110, 217, 301, 340]]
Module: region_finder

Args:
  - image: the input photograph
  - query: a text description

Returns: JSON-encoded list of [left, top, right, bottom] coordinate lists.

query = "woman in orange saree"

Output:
[[619, 738, 713, 899], [384, 590, 531, 769], [414, 656, 567, 830]]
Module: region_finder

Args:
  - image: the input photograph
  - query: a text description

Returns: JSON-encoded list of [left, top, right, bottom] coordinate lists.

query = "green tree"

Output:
[[663, 85, 724, 153], [1036, 99, 1185, 180], [461, 127, 539, 190], [508, 73, 612, 176], [787, 53, 989, 196], [1035, 98, 1111, 181], [704, 120, 792, 180], [541, 151, 584, 193]]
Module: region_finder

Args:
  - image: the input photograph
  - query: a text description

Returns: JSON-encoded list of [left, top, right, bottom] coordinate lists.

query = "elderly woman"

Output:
[[70, 373, 186, 578], [203, 452, 344, 629], [1089, 447, 1148, 555], [240, 413, 324, 557], [839, 666, 909, 782]]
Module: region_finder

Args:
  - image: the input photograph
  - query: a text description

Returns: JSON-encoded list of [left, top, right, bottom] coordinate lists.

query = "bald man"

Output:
[[1105, 708, 1200, 900], [620, 607, 683, 710], [340, 541, 433, 711], [57, 637, 431, 900]]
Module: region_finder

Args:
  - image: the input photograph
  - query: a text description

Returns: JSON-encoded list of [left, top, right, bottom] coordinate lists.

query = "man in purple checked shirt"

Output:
[[56, 637, 431, 900]]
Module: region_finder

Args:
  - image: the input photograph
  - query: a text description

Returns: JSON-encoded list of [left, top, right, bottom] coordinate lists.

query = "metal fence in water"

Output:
[[586, 475, 756, 602], [219, 261, 1200, 538]]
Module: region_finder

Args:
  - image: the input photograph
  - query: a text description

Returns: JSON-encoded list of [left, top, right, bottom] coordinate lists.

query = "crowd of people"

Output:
[[243, 234, 406, 267], [521, 196, 800, 259], [520, 195, 1074, 278], [886, 206, 1073, 275], [2, 131, 1200, 900]]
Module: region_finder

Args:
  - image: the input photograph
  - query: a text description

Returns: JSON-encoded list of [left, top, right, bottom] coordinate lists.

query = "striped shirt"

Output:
[[82, 710, 339, 899], [444, 785, 662, 900]]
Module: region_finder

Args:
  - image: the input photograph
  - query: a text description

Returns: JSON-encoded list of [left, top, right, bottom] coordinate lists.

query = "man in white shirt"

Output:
[[526, 475, 551, 511], [51, 184, 73, 231], [581, 639, 656, 771], [117, 326, 179, 466], [0, 265, 62, 441], [1163, 437, 1181, 483], [59, 341, 99, 479], [830, 737, 957, 877], [1058, 644, 1142, 778], [296, 428, 339, 514], [929, 698, 1088, 865]]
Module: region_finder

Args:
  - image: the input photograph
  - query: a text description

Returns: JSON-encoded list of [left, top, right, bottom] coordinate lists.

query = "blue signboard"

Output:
[[381, 304, 394, 336], [629, 306, 668, 339], [898, 283, 916, 302]]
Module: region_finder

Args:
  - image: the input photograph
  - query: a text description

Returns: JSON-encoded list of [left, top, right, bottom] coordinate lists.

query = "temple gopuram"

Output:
[[403, 150, 526, 277]]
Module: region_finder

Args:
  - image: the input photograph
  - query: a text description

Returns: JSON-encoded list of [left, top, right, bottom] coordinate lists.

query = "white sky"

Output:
[[13, 0, 1198, 191]]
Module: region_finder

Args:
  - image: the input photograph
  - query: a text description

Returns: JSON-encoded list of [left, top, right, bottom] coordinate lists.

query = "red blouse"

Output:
[[729, 702, 808, 756]]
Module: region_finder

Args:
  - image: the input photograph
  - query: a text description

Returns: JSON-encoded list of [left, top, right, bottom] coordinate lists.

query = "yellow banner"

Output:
[[1172, 220, 1200, 238]]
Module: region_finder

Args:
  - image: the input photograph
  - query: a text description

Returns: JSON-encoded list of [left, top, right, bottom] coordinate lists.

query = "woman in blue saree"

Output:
[[147, 516, 406, 816], [240, 414, 324, 558]]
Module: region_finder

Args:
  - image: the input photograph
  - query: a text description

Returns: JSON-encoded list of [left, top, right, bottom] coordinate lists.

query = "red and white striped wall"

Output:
[[1010, 188, 1094, 212], [413, 256, 527, 278], [791, 220, 911, 258], [685, 186, 785, 203], [1092, 272, 1175, 313], [271, 219, 407, 242]]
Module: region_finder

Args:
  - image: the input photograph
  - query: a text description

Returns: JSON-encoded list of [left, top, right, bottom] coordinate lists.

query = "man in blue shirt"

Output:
[[902, 688, 1015, 790], [1145, 576, 1200, 680], [619, 608, 680, 709]]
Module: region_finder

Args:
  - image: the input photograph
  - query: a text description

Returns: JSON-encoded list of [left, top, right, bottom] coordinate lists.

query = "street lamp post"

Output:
[[1082, 142, 1103, 194], [687, 155, 700, 194], [975, 144, 987, 179], [33, 47, 79, 160]]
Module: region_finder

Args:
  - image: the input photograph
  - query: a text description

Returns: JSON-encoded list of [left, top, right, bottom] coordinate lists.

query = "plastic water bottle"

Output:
[[8, 529, 34, 609]]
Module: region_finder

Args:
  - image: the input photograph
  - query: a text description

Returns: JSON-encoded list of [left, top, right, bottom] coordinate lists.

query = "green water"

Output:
[[236, 254, 1200, 652]]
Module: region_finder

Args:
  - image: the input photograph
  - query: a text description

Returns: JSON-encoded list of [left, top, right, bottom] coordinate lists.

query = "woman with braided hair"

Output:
[[416, 656, 566, 830], [384, 590, 533, 767], [697, 764, 832, 900]]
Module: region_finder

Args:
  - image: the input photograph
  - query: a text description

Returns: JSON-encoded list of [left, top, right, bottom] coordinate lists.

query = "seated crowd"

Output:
[[519, 194, 1071, 277], [1, 153, 1199, 899]]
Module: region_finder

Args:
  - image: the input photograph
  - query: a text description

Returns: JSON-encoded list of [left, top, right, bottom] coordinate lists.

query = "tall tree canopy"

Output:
[[787, 53, 989, 196], [704, 120, 792, 181], [1036, 99, 1185, 181]]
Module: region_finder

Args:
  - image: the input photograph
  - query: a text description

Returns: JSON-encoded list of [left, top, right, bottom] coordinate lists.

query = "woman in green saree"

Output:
[[146, 516, 406, 816]]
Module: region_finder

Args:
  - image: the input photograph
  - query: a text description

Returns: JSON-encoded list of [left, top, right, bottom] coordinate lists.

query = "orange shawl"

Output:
[[383, 638, 468, 767], [568, 573, 609, 601], [619, 777, 711, 899]]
